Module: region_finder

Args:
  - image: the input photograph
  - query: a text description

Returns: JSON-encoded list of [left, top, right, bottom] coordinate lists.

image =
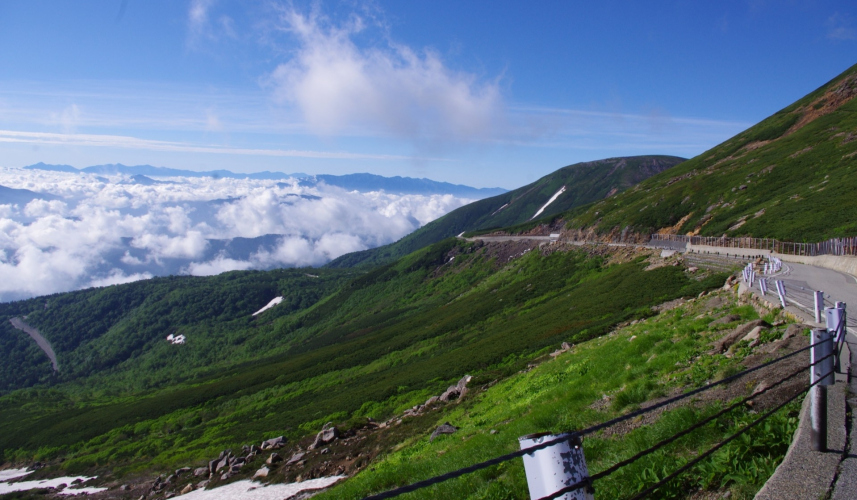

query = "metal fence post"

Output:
[[519, 433, 593, 500], [810, 328, 834, 452]]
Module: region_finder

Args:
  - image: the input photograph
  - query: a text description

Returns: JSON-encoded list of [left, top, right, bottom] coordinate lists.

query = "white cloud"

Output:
[[269, 9, 504, 142], [827, 13, 857, 41], [0, 129, 441, 161], [0, 168, 475, 300]]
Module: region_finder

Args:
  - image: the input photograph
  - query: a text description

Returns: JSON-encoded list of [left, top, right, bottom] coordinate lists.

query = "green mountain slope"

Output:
[[0, 238, 724, 472], [328, 155, 684, 268], [561, 62, 857, 241]]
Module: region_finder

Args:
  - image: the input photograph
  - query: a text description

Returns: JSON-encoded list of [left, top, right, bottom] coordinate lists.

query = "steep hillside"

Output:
[[0, 239, 724, 474], [562, 62, 857, 241], [328, 155, 684, 267]]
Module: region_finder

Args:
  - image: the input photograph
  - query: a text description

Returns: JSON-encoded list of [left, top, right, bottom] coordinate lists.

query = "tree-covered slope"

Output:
[[562, 62, 857, 242], [328, 155, 684, 268]]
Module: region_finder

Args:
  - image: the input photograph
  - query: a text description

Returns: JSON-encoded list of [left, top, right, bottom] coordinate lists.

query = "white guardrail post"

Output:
[[775, 280, 787, 309], [825, 302, 846, 372], [810, 328, 834, 452], [814, 291, 825, 324], [519, 433, 593, 500]]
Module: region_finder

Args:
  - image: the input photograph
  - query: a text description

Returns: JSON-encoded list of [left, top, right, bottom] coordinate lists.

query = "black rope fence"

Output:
[[361, 341, 830, 500]]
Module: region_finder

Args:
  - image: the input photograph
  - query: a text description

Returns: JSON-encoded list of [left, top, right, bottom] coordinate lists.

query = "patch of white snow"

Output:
[[0, 469, 32, 483], [0, 475, 106, 495], [529, 186, 566, 220], [180, 476, 343, 500], [252, 297, 284, 316]]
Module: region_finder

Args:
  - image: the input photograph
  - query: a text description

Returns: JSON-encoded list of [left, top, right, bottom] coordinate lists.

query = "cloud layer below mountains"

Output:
[[0, 168, 473, 301]]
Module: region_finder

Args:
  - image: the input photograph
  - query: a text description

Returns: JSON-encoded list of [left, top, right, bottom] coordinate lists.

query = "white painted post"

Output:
[[759, 278, 768, 295], [519, 433, 593, 500], [810, 328, 833, 452], [814, 291, 825, 324], [775, 280, 787, 308]]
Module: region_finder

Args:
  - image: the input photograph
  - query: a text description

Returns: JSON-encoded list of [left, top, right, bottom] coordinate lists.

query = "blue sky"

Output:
[[0, 0, 855, 188]]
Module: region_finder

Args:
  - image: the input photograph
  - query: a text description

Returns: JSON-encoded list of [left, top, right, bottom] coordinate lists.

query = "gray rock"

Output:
[[175, 467, 191, 476], [165, 474, 177, 484], [220, 472, 231, 481], [215, 457, 229, 472], [439, 375, 472, 402], [261, 436, 285, 450], [286, 452, 306, 465], [193, 467, 209, 477], [266, 453, 283, 465], [208, 458, 219, 474], [253, 467, 269, 479], [196, 480, 209, 489], [181, 484, 194, 495], [430, 422, 458, 442], [119, 484, 130, 491], [309, 426, 340, 450], [712, 320, 770, 353], [783, 323, 809, 339]]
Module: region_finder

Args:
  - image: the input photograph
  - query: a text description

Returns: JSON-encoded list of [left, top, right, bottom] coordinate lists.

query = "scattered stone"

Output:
[[175, 467, 192, 476], [439, 375, 472, 402], [208, 458, 219, 474], [628, 335, 637, 342], [712, 320, 770, 353], [309, 426, 340, 449], [165, 474, 177, 485], [253, 467, 269, 479], [490, 429, 498, 435], [165, 492, 176, 499], [56, 483, 67, 491], [196, 480, 209, 489], [261, 436, 285, 450], [740, 326, 766, 342], [430, 422, 458, 442], [424, 396, 439, 406], [193, 467, 209, 477], [71, 479, 83, 485], [266, 453, 283, 465], [220, 472, 231, 481], [783, 323, 808, 339], [286, 452, 306, 465], [687, 266, 699, 273], [752, 381, 770, 395], [215, 457, 229, 472], [180, 484, 194, 495]]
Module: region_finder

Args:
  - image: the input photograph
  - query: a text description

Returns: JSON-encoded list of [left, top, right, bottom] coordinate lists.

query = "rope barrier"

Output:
[[625, 368, 833, 500], [535, 351, 834, 500], [361, 341, 820, 500]]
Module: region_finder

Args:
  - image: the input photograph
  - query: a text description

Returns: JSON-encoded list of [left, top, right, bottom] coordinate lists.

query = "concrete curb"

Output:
[[754, 381, 847, 499]]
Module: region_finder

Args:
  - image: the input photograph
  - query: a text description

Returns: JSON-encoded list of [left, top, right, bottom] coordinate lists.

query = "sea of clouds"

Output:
[[0, 168, 473, 301]]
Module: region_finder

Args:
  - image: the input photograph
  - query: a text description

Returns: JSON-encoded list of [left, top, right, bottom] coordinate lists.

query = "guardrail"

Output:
[[650, 233, 857, 257], [363, 308, 842, 499]]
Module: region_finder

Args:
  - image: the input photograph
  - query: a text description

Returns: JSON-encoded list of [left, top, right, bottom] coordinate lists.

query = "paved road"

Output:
[[9, 317, 58, 372]]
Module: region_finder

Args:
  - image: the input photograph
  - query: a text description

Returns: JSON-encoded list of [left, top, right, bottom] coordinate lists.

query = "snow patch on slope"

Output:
[[180, 477, 343, 500], [530, 186, 566, 220], [0, 472, 107, 496], [253, 297, 284, 316]]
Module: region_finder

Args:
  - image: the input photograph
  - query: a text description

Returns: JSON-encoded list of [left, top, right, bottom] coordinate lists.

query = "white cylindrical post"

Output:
[[519, 433, 593, 500], [810, 328, 833, 452], [775, 280, 787, 308], [814, 291, 824, 324], [825, 305, 846, 342]]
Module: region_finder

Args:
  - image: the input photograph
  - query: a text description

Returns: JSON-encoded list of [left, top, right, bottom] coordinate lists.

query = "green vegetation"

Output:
[[0, 240, 724, 478], [316, 292, 801, 500], [560, 62, 857, 242], [328, 155, 684, 268]]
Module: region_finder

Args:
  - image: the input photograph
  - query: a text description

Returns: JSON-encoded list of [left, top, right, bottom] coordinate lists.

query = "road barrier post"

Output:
[[814, 291, 825, 324], [810, 328, 834, 452], [519, 433, 593, 500], [825, 303, 846, 373], [775, 280, 787, 309]]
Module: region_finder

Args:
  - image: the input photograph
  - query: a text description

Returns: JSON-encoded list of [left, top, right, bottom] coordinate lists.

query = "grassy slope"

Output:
[[560, 62, 857, 241], [0, 241, 724, 473], [327, 156, 684, 268], [318, 293, 802, 500]]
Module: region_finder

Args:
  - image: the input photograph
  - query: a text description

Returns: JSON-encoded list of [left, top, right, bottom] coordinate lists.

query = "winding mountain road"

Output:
[[9, 317, 58, 372]]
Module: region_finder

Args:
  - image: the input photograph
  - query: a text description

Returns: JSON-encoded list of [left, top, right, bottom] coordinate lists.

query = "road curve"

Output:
[[9, 317, 58, 372]]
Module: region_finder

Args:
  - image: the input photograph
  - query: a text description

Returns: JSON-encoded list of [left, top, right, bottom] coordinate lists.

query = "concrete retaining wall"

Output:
[[687, 244, 857, 278]]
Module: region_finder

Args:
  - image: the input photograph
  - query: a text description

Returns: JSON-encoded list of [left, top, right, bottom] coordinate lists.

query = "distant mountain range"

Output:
[[22, 162, 507, 197], [328, 155, 685, 267]]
